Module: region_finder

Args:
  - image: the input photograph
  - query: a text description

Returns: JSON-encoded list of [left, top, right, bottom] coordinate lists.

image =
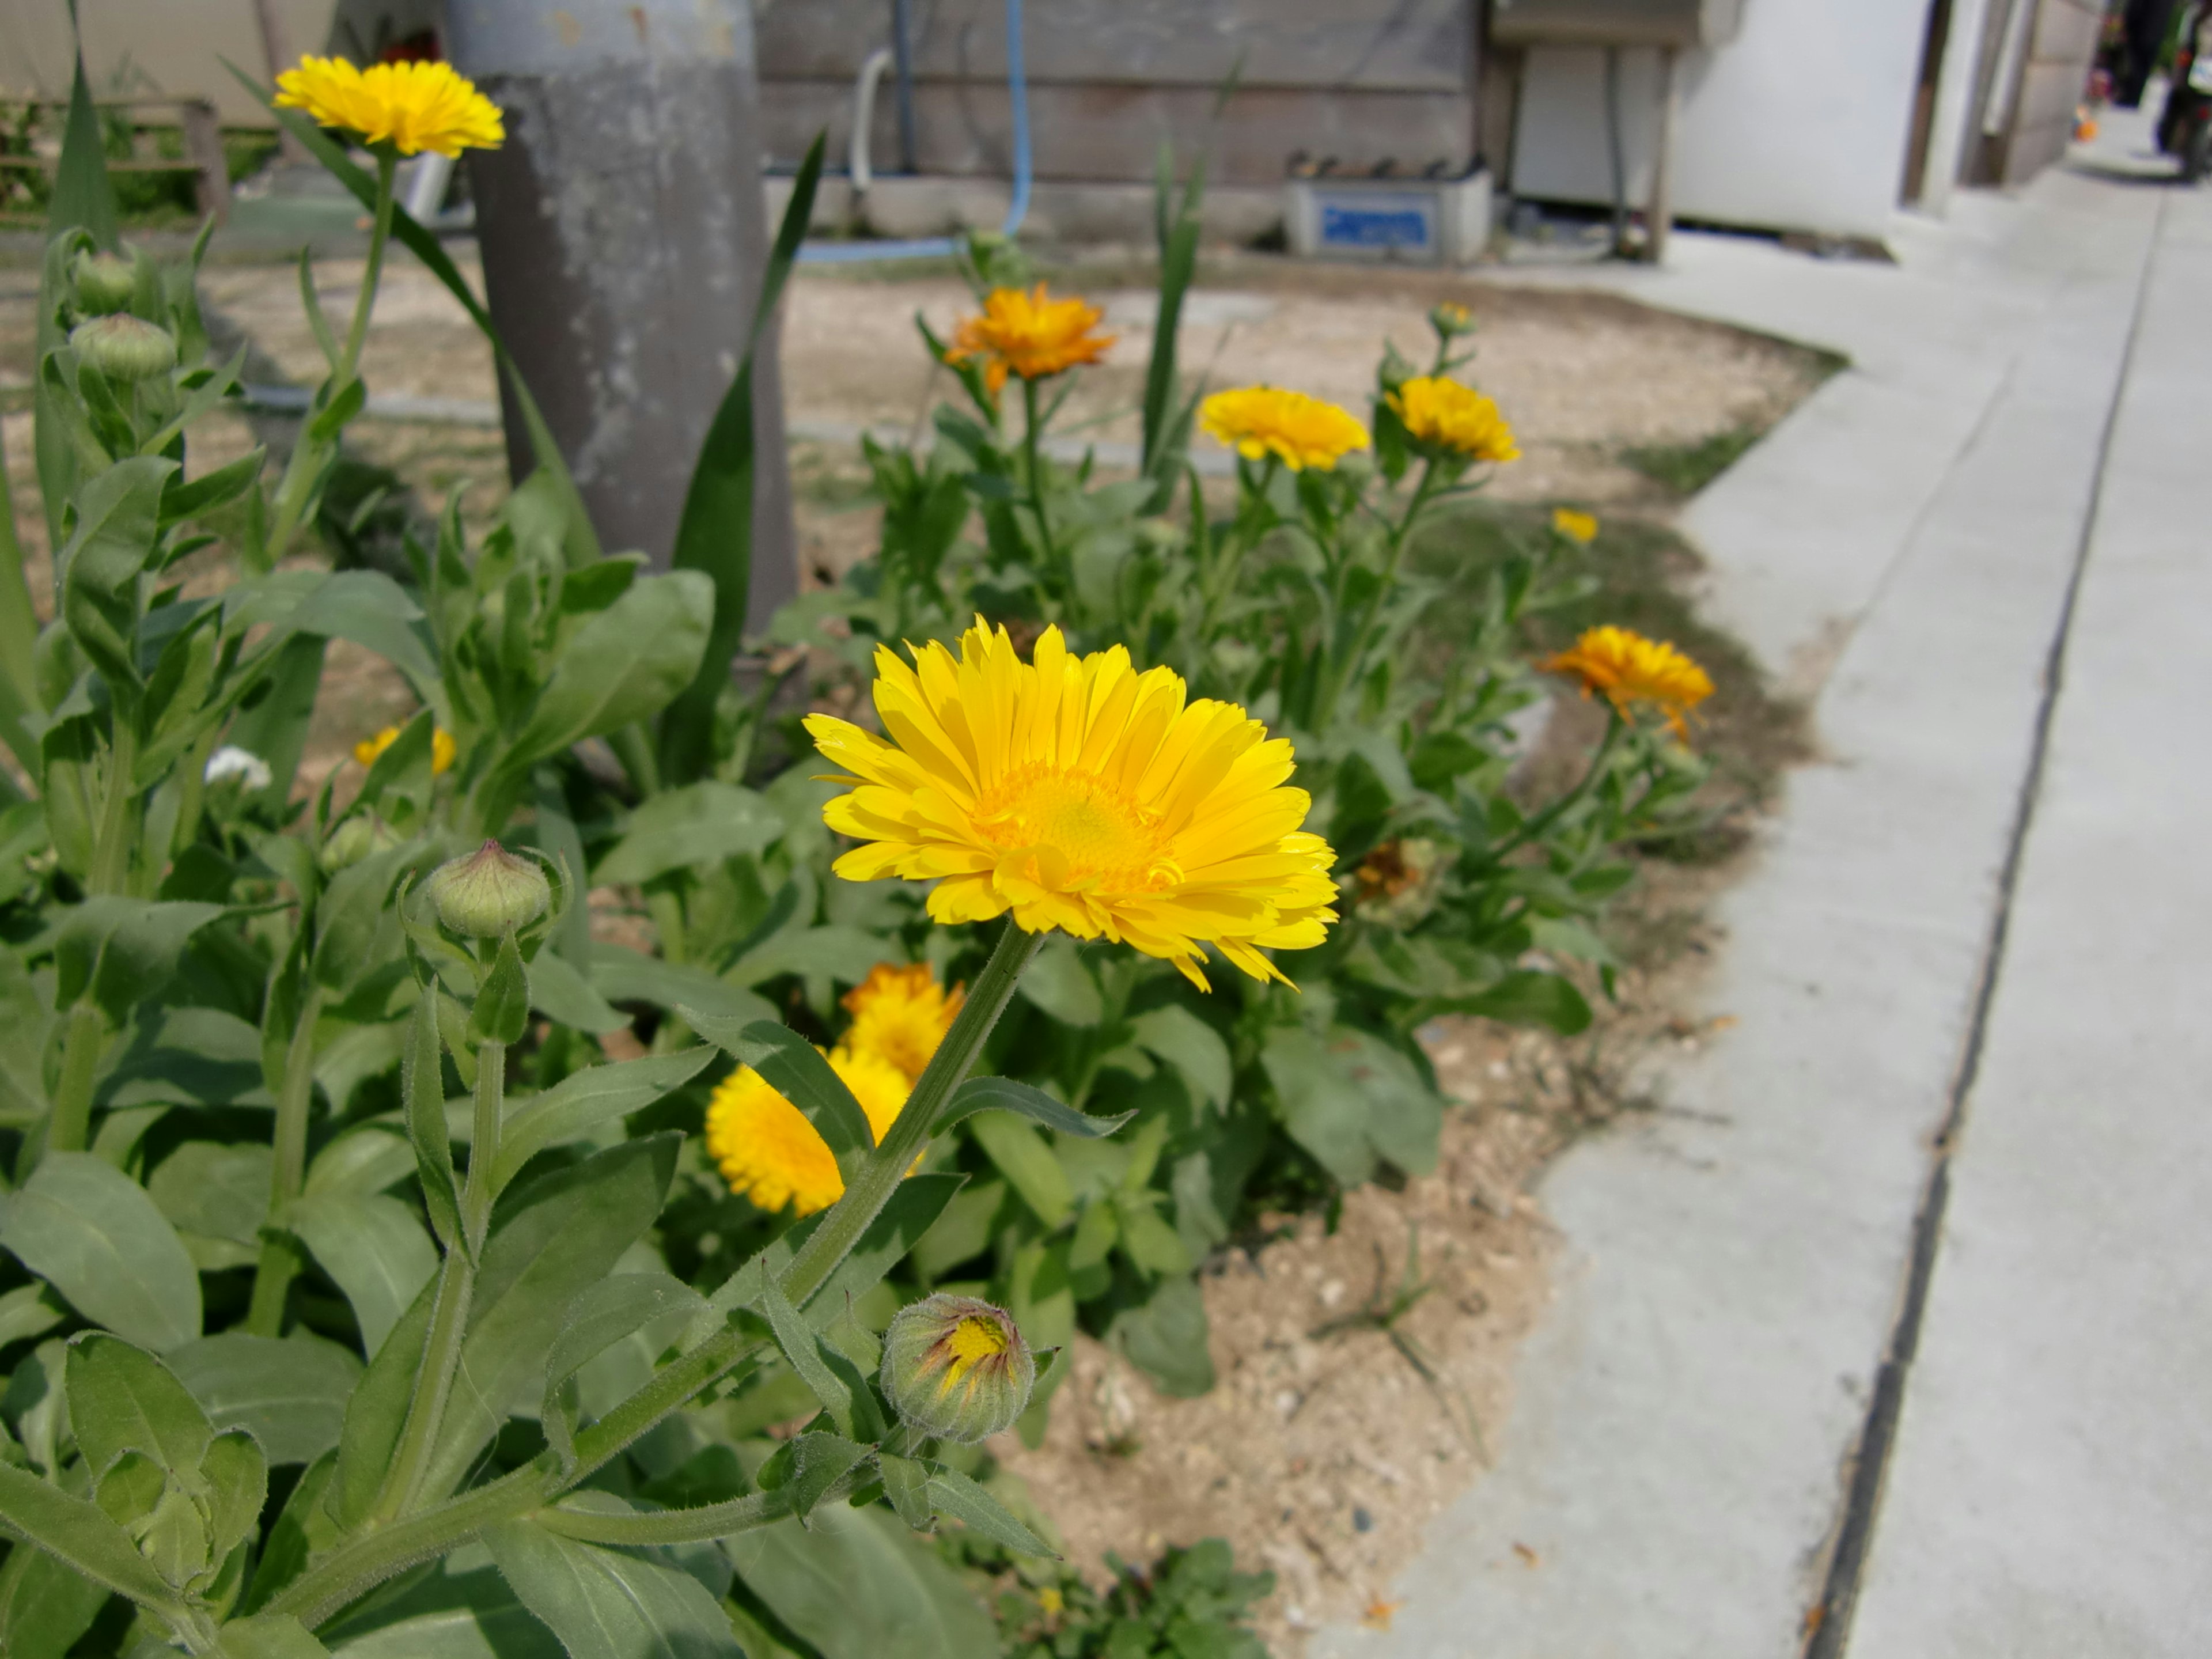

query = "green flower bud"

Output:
[[879, 1294, 1035, 1444], [72, 249, 138, 315], [320, 813, 400, 873], [426, 839, 550, 938], [69, 313, 175, 382], [1429, 300, 1474, 339]]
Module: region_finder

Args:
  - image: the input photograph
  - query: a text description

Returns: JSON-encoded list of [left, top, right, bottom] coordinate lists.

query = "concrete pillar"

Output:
[[445, 0, 796, 627], [1919, 0, 1997, 214]]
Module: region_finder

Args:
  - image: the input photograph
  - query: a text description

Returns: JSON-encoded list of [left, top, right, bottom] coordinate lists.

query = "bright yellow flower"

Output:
[[1543, 625, 1714, 738], [842, 962, 964, 1085], [805, 620, 1339, 991], [352, 724, 456, 774], [1199, 387, 1369, 473], [1387, 376, 1520, 463], [275, 56, 505, 158], [1552, 507, 1599, 544], [946, 284, 1114, 394], [703, 1043, 910, 1216]]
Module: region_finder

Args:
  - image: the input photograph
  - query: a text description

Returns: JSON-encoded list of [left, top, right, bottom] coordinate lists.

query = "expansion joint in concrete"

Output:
[[1798, 190, 2170, 1659]]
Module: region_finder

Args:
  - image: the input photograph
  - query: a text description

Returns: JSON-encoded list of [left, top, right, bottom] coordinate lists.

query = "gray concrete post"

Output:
[[444, 0, 796, 627]]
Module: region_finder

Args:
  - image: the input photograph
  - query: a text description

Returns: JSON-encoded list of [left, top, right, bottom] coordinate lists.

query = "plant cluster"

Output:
[[0, 29, 1726, 1659]]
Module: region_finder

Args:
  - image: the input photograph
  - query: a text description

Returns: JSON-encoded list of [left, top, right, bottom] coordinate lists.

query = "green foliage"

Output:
[[944, 1533, 1274, 1659], [1620, 425, 1760, 496]]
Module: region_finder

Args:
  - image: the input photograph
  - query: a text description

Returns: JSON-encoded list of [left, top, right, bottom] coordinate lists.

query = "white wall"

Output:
[[0, 2, 339, 127], [1510, 0, 1934, 239]]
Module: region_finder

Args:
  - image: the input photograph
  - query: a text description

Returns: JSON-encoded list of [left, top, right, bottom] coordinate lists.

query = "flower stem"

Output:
[[264, 149, 397, 564], [781, 919, 1041, 1309], [1492, 708, 1626, 862], [1020, 378, 1065, 603], [461, 1039, 504, 1249], [246, 984, 327, 1336]]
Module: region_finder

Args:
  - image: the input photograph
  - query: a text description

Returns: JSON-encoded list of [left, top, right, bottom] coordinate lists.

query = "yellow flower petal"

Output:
[[1198, 387, 1369, 472], [806, 619, 1340, 986], [1552, 507, 1599, 544], [1387, 376, 1519, 463], [842, 962, 964, 1086], [945, 283, 1114, 390], [702, 1044, 912, 1217], [1542, 624, 1714, 738], [275, 55, 504, 158]]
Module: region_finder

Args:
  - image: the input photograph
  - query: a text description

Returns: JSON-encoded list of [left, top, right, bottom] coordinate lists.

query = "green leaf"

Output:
[[146, 1141, 270, 1247], [757, 1281, 880, 1445], [493, 1051, 714, 1194], [726, 1504, 995, 1659], [878, 1452, 931, 1531], [53, 897, 226, 1027], [225, 570, 439, 703], [800, 1172, 964, 1328], [935, 1077, 1134, 1141], [483, 1518, 745, 1659], [64, 1332, 213, 1482], [402, 993, 461, 1250], [1129, 1005, 1232, 1112], [159, 446, 266, 528], [503, 572, 713, 771], [305, 1126, 416, 1201], [470, 933, 532, 1048], [0, 1460, 184, 1617], [312, 841, 423, 997], [329, 1277, 434, 1529], [200, 1427, 270, 1567], [659, 131, 826, 785], [591, 946, 774, 1028], [58, 457, 176, 701], [591, 782, 785, 886], [224, 1613, 335, 1659], [1, 1153, 201, 1351], [1107, 1274, 1214, 1398], [526, 953, 629, 1037], [166, 1333, 363, 1466], [1260, 1024, 1444, 1189], [222, 634, 327, 815], [923, 1463, 1054, 1556], [756, 1430, 870, 1521], [540, 1273, 706, 1471], [0, 1283, 67, 1348], [290, 1192, 438, 1357], [319, 1551, 563, 1658], [690, 1016, 872, 1162], [1453, 968, 1594, 1034], [0, 1522, 109, 1659], [48, 39, 118, 249], [422, 1135, 680, 1499], [244, 1450, 340, 1615], [101, 1006, 267, 1110], [1015, 937, 1104, 1025], [966, 1113, 1073, 1230], [0, 948, 52, 1122]]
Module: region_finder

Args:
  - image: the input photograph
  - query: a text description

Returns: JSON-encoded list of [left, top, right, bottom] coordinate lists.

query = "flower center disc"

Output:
[[972, 765, 1175, 889]]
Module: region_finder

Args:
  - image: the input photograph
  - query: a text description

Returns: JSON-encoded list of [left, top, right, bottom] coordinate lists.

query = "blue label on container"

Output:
[[1321, 204, 1432, 248]]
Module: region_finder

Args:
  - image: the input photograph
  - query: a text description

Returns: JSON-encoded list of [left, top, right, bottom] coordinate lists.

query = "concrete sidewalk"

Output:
[[1313, 113, 2194, 1659]]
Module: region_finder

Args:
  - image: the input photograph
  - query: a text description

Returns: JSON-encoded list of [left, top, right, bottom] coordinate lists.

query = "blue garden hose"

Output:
[[796, 0, 1031, 263]]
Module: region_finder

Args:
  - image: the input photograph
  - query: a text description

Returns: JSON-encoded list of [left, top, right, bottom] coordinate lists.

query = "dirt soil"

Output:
[[2, 245, 1816, 1647]]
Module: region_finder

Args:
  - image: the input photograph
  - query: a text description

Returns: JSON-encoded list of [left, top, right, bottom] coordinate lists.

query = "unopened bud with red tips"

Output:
[[880, 1294, 1035, 1444], [425, 839, 550, 938], [71, 249, 137, 315], [69, 313, 175, 382]]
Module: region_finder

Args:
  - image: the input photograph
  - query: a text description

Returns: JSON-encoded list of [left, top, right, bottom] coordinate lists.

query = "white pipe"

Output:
[[850, 47, 895, 195], [404, 151, 454, 222]]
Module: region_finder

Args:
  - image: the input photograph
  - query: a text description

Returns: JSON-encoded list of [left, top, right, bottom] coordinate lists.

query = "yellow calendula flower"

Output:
[[1552, 507, 1599, 544], [842, 962, 964, 1086], [1387, 376, 1520, 463], [1199, 386, 1369, 473], [1543, 625, 1714, 738], [805, 620, 1339, 991], [352, 724, 457, 774], [275, 56, 505, 158], [946, 284, 1114, 394], [703, 1043, 910, 1216]]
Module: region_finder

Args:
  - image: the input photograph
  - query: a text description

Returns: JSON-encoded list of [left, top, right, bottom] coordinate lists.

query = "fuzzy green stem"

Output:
[[45, 721, 143, 1157], [535, 1491, 789, 1547], [246, 984, 327, 1335], [781, 919, 1041, 1309], [264, 149, 397, 563], [1492, 708, 1626, 863]]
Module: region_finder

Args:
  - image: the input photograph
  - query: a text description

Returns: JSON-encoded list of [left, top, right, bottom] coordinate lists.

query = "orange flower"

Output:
[[947, 284, 1114, 393], [1542, 626, 1713, 738]]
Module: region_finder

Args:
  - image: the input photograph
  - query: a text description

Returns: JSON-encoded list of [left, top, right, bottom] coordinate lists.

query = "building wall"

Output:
[[1986, 0, 2101, 184], [0, 1, 343, 126], [755, 0, 1479, 187], [1508, 0, 1935, 238]]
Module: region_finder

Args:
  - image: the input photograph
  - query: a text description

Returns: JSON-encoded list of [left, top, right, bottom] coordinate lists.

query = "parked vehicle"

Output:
[[2158, 1, 2212, 181]]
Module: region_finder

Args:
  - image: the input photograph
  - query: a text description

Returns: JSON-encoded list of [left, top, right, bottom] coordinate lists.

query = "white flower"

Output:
[[204, 746, 273, 791]]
